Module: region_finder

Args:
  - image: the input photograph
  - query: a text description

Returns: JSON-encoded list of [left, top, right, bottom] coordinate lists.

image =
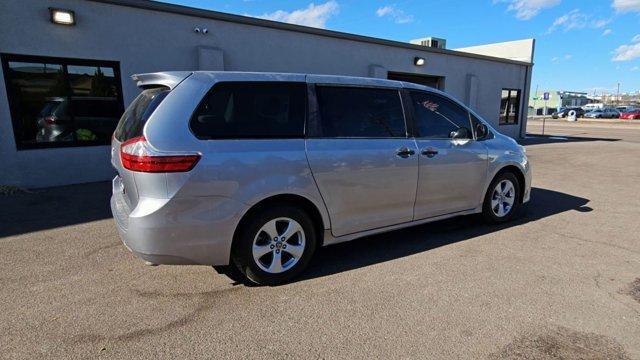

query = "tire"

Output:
[[230, 205, 317, 285], [212, 265, 246, 284], [482, 171, 521, 224]]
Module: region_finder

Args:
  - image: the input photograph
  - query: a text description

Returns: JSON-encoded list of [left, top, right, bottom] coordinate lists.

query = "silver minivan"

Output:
[[111, 71, 531, 285]]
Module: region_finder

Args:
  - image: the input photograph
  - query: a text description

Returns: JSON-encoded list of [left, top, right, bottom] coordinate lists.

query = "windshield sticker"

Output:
[[421, 100, 439, 111]]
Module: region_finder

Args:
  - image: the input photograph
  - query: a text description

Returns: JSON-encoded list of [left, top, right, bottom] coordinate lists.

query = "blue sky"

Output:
[[161, 0, 640, 94]]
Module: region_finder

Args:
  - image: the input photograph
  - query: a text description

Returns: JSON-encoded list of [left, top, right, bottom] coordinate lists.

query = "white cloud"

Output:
[[612, 41, 640, 61], [375, 5, 414, 24], [633, 34, 640, 42], [254, 1, 339, 28], [602, 29, 613, 36], [547, 9, 587, 32], [547, 9, 611, 33], [632, 66, 640, 71], [612, 0, 640, 13], [496, 0, 561, 20], [591, 18, 611, 28], [551, 54, 572, 62]]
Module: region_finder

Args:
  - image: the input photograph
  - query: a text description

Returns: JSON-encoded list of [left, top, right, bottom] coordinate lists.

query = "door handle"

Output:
[[396, 147, 416, 158], [421, 148, 439, 158]]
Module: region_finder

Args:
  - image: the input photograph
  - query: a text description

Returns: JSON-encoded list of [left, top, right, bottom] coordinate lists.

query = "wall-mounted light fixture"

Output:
[[49, 8, 76, 26], [414, 57, 425, 66]]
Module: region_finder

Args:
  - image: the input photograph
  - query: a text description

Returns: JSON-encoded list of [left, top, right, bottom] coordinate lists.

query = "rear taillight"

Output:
[[120, 136, 200, 173], [44, 116, 57, 125]]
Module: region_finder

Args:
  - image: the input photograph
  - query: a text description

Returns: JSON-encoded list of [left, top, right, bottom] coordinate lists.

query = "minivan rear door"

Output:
[[305, 82, 419, 237], [112, 86, 172, 208]]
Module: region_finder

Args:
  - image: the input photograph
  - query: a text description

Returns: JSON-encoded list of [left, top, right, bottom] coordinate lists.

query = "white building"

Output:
[[0, 0, 534, 188]]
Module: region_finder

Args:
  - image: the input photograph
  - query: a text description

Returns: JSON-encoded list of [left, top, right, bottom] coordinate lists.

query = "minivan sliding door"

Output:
[[305, 85, 419, 237]]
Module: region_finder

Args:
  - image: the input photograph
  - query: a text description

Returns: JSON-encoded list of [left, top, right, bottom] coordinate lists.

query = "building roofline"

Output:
[[88, 0, 532, 67]]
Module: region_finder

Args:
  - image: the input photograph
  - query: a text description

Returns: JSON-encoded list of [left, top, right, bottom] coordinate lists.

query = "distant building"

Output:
[[528, 90, 589, 115], [410, 37, 447, 49]]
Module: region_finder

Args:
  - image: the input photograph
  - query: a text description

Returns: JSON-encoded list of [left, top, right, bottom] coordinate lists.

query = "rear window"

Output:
[[114, 87, 169, 141], [190, 82, 306, 139], [38, 101, 63, 117]]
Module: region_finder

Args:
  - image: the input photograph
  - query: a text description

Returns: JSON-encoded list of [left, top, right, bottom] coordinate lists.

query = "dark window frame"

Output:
[[189, 81, 308, 140], [309, 84, 409, 139], [1, 53, 124, 150], [499, 88, 521, 126], [407, 90, 474, 140]]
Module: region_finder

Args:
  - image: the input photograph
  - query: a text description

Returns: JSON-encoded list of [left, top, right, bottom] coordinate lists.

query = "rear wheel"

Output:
[[482, 172, 521, 224], [231, 205, 316, 285]]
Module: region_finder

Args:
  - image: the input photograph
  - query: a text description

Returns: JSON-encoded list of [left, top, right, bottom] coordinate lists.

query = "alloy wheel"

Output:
[[252, 217, 306, 274], [491, 179, 516, 217]]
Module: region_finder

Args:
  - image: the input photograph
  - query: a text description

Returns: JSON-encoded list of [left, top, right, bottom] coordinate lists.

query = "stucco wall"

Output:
[[0, 0, 530, 188]]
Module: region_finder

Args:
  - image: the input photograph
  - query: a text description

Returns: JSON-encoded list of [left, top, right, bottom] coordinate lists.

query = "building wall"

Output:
[[0, 0, 531, 188]]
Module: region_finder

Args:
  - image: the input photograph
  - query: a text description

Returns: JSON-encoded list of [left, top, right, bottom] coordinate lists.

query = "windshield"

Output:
[[38, 101, 63, 117]]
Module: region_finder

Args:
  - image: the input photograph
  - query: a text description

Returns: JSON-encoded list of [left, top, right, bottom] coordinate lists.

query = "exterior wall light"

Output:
[[414, 57, 425, 66], [49, 8, 76, 26]]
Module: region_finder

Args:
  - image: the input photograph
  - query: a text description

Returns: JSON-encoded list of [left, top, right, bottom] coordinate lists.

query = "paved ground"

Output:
[[1, 122, 639, 359]]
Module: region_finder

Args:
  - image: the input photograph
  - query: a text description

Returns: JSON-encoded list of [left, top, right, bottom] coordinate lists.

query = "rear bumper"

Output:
[[111, 177, 247, 265]]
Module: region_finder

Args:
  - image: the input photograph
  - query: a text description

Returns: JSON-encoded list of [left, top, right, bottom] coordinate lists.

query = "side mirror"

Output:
[[450, 127, 471, 140], [475, 123, 488, 140]]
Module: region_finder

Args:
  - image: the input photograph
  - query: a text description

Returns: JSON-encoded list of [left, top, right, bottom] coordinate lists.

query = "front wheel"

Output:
[[482, 172, 521, 224], [231, 205, 317, 285]]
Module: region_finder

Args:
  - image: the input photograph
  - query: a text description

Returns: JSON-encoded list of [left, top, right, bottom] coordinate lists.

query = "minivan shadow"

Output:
[[521, 134, 620, 145], [295, 187, 590, 283], [0, 181, 112, 238]]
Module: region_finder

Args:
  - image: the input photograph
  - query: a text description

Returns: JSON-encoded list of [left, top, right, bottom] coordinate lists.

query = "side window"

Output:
[[410, 91, 472, 139], [190, 82, 306, 139], [499, 89, 521, 125], [315, 86, 406, 138], [470, 113, 494, 140]]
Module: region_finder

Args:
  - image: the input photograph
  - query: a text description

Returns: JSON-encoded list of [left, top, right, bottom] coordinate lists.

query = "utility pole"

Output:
[[616, 82, 620, 105]]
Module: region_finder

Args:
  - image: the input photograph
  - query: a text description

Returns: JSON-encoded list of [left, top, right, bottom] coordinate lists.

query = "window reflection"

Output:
[[2, 55, 123, 148]]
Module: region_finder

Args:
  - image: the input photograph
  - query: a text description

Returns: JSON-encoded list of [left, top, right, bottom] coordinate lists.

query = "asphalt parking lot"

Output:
[[1, 121, 639, 359]]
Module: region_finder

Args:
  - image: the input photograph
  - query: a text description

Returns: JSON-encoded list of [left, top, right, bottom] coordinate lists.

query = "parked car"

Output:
[[582, 103, 604, 112], [110, 71, 532, 285], [36, 97, 121, 142], [619, 110, 640, 120], [584, 108, 620, 119], [551, 107, 585, 119], [616, 106, 636, 113]]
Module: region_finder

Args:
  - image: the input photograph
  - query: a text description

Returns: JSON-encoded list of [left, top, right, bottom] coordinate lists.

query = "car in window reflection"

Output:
[[36, 97, 121, 142]]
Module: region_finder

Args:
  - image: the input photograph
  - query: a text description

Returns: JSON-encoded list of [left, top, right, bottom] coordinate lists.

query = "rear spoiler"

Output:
[[131, 72, 193, 90]]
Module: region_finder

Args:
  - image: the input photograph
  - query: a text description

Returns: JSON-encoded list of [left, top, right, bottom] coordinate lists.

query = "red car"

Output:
[[619, 110, 640, 120]]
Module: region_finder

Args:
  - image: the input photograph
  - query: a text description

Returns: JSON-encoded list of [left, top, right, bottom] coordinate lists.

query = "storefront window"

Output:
[[1, 54, 124, 149]]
